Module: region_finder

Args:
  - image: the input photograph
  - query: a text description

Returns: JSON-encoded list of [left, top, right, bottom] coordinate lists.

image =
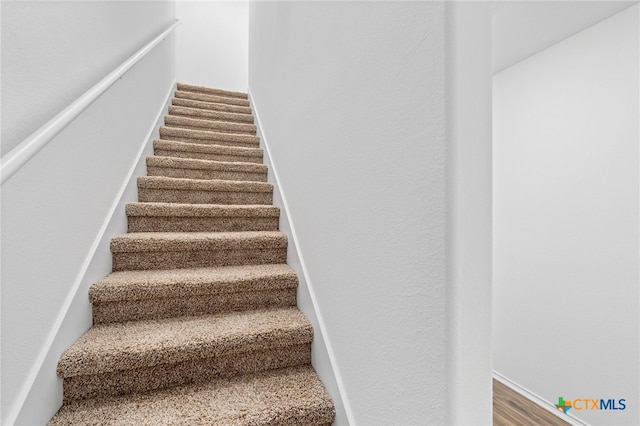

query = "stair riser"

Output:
[[147, 165, 267, 182], [154, 149, 263, 164], [175, 91, 250, 107], [93, 288, 296, 324], [112, 248, 287, 271], [165, 122, 256, 136], [63, 344, 311, 402], [160, 136, 259, 149], [165, 116, 257, 134], [172, 98, 252, 114], [160, 128, 259, 147], [128, 216, 279, 233], [169, 106, 254, 124], [138, 188, 273, 205]]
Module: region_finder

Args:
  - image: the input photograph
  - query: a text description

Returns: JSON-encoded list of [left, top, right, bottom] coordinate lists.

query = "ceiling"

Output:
[[493, 1, 638, 74]]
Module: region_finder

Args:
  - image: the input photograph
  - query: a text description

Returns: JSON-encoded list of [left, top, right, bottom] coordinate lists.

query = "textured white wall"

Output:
[[176, 1, 248, 91], [250, 2, 455, 423], [1, 1, 175, 156], [1, 2, 176, 424], [493, 5, 639, 425]]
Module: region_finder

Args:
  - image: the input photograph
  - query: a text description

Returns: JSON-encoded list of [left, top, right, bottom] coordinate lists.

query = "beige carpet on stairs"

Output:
[[49, 82, 336, 425]]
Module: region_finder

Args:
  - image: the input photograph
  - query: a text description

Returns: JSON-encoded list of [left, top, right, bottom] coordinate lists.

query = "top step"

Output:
[[177, 83, 248, 100], [175, 91, 250, 107]]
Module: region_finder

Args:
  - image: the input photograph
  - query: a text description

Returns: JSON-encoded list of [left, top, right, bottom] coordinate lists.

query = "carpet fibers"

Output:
[[49, 83, 336, 425]]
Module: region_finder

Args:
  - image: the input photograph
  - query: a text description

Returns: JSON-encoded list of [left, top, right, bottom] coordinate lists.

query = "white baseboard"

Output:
[[248, 91, 354, 426], [493, 371, 590, 426], [8, 79, 176, 426]]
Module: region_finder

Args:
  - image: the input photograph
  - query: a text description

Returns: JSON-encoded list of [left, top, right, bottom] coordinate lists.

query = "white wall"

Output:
[[492, 1, 636, 73], [1, 1, 174, 156], [176, 1, 248, 91], [250, 104, 351, 424], [1, 2, 176, 424], [249, 2, 493, 424], [493, 5, 639, 425]]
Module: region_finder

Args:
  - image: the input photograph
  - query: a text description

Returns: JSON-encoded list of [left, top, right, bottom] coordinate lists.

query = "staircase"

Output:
[[49, 83, 336, 425]]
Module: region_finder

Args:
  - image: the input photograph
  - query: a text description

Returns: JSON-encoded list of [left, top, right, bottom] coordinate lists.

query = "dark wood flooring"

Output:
[[494, 379, 571, 426]]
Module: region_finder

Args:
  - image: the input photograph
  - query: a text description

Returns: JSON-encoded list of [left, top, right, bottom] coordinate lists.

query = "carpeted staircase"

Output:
[[49, 83, 336, 425]]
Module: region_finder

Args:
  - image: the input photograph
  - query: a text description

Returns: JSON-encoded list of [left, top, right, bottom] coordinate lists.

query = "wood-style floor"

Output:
[[494, 379, 571, 426]]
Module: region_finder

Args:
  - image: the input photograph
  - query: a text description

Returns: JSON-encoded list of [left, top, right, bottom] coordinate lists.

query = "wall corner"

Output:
[[445, 2, 493, 425]]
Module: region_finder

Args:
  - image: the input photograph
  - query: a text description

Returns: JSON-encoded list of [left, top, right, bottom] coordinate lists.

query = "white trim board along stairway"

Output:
[[49, 83, 336, 425]]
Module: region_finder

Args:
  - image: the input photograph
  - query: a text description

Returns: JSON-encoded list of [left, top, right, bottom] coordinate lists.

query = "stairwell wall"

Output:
[[249, 2, 478, 423], [1, 2, 176, 424], [493, 5, 639, 425]]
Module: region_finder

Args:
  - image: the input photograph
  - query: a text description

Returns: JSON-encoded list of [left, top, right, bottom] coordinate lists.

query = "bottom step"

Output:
[[49, 365, 335, 425]]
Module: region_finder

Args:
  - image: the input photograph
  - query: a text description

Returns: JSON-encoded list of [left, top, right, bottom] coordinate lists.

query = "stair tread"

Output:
[[154, 139, 262, 156], [126, 203, 279, 233], [126, 202, 279, 217], [165, 115, 256, 134], [175, 90, 250, 107], [147, 155, 267, 172], [57, 307, 311, 378], [90, 264, 296, 303], [169, 105, 254, 123], [172, 97, 253, 115], [50, 365, 335, 425], [160, 126, 260, 145], [111, 231, 287, 253], [90, 263, 295, 303], [177, 82, 248, 99], [138, 176, 272, 192]]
